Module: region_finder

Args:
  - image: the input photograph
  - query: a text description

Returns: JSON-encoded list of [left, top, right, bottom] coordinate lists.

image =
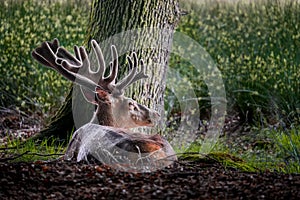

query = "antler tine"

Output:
[[32, 39, 59, 70], [54, 39, 119, 93], [91, 40, 105, 82], [104, 45, 118, 84], [55, 46, 82, 73], [57, 45, 100, 91], [56, 45, 90, 77], [32, 39, 80, 82], [114, 52, 140, 95], [127, 58, 149, 86]]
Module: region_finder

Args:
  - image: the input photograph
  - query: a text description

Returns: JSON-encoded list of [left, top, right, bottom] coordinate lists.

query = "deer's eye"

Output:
[[129, 101, 139, 111], [129, 102, 134, 109]]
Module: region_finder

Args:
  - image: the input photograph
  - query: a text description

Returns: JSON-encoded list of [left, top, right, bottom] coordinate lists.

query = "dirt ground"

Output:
[[0, 159, 300, 199]]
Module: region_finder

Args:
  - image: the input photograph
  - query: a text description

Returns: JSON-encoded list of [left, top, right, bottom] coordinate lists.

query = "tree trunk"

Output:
[[33, 0, 180, 143]]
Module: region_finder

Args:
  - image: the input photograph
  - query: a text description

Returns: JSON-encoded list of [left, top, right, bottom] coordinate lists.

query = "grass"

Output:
[[181, 126, 300, 173], [223, 127, 300, 173], [0, 0, 299, 173], [0, 137, 65, 162]]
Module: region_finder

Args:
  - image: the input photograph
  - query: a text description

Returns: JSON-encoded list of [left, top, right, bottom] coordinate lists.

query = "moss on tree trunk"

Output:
[[33, 0, 180, 143]]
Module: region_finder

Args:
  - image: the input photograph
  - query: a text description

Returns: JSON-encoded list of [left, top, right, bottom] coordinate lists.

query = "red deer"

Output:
[[32, 39, 177, 171]]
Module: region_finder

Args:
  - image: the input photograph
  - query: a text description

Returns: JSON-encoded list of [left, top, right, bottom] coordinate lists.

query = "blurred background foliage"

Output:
[[0, 0, 89, 117], [175, 0, 300, 127]]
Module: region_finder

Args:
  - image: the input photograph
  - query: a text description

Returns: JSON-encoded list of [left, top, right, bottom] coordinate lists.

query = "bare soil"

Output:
[[0, 159, 300, 199]]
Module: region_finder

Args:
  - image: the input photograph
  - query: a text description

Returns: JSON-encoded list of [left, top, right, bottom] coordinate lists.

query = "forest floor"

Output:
[[0, 108, 300, 199], [1, 159, 300, 199]]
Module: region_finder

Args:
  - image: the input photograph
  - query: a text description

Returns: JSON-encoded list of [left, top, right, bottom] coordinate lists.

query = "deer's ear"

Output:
[[80, 86, 98, 105], [96, 89, 110, 102]]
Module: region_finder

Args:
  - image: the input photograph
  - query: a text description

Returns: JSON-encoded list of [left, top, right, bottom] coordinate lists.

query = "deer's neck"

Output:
[[93, 102, 114, 126]]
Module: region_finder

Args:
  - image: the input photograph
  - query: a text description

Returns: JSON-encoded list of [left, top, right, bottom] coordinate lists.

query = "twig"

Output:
[[0, 151, 30, 162], [0, 151, 64, 162], [27, 152, 64, 157]]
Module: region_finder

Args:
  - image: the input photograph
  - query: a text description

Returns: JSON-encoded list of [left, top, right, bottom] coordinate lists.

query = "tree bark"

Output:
[[33, 0, 180, 143]]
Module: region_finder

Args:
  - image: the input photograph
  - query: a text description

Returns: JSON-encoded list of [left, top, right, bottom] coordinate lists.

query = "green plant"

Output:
[[179, 139, 257, 172], [0, 137, 65, 162], [222, 127, 300, 174], [273, 128, 300, 173]]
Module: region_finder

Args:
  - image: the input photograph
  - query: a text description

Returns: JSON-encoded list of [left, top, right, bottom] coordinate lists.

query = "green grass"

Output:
[[1, 0, 299, 173], [181, 127, 300, 173], [224, 127, 300, 173], [0, 137, 65, 162]]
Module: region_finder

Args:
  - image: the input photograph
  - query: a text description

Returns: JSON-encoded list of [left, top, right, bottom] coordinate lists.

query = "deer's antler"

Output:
[[114, 52, 148, 96], [32, 39, 99, 91], [32, 38, 148, 96]]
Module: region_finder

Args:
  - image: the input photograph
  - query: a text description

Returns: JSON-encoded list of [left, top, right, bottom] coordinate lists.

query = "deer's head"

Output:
[[32, 39, 159, 128]]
